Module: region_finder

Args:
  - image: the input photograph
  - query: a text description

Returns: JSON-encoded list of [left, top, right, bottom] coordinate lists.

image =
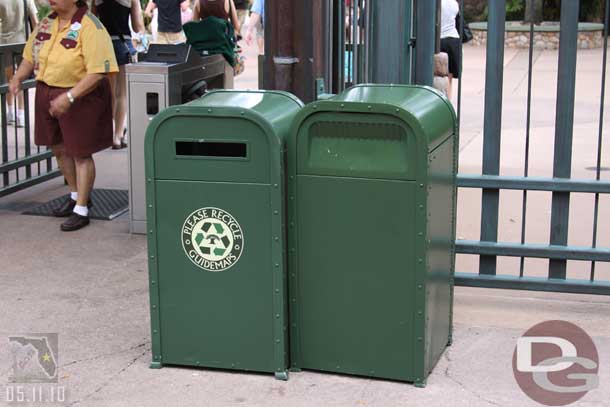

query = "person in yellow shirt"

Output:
[[9, 0, 118, 232]]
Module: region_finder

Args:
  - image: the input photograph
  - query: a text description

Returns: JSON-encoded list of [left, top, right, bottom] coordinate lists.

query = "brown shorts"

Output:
[[35, 80, 113, 157]]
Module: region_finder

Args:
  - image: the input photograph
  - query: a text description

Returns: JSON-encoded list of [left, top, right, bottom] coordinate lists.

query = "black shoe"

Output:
[[52, 197, 77, 217], [52, 197, 93, 218], [60, 213, 90, 231]]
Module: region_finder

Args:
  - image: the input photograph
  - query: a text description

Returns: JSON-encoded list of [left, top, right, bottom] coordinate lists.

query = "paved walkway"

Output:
[[0, 44, 609, 406]]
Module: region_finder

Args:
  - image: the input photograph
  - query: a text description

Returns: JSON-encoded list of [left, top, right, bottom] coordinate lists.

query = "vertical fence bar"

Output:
[[591, 0, 609, 281], [351, 0, 358, 85], [368, 0, 412, 84], [457, 0, 464, 125], [519, 3, 537, 278], [479, 0, 506, 276], [1, 93, 8, 187], [549, 0, 579, 280], [414, 0, 436, 85]]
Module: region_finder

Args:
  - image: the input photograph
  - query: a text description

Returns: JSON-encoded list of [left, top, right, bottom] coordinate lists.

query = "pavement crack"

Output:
[[61, 340, 149, 368], [443, 354, 500, 407], [65, 347, 148, 407]]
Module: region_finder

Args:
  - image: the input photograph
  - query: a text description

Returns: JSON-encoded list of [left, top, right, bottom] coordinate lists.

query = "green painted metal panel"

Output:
[[288, 84, 457, 386], [145, 90, 303, 379], [296, 176, 417, 381]]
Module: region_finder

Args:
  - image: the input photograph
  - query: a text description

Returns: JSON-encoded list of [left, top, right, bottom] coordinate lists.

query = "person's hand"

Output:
[[49, 93, 72, 118], [245, 28, 254, 46], [9, 77, 21, 96]]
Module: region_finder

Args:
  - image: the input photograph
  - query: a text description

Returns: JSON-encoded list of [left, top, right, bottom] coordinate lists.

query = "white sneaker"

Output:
[[7, 109, 15, 124]]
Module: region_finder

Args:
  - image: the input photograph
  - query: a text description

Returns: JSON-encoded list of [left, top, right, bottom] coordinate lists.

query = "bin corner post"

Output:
[[287, 109, 303, 372], [145, 116, 163, 372], [274, 371, 289, 381], [414, 378, 427, 388], [272, 141, 289, 380], [149, 361, 163, 369]]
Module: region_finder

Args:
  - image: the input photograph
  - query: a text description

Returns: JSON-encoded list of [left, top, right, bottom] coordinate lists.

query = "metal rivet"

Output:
[[274, 210, 279, 215], [276, 339, 280, 343], [150, 255, 155, 259], [149, 230, 153, 234], [418, 310, 423, 315], [147, 178, 152, 182], [417, 284, 423, 289], [419, 184, 424, 188], [290, 196, 294, 200], [275, 264, 280, 268], [276, 314, 280, 318], [152, 305, 157, 309], [275, 289, 279, 293], [152, 280, 156, 284], [274, 184, 279, 188], [274, 237, 279, 241], [367, 105, 372, 109], [418, 232, 423, 236], [207, 108, 212, 113], [148, 204, 153, 208], [313, 105, 318, 109], [419, 205, 424, 210], [418, 258, 423, 263], [417, 337, 423, 341], [340, 104, 345, 108], [291, 273, 295, 277], [153, 330, 158, 333], [395, 108, 400, 112]]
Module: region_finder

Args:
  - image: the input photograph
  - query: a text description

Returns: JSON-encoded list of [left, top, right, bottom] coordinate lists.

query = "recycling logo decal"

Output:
[[181, 207, 244, 272]]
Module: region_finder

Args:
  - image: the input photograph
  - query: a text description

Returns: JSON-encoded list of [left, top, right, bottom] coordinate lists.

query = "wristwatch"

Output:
[[66, 91, 75, 104]]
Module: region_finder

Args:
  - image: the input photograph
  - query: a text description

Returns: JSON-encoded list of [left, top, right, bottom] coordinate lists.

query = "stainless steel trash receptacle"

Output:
[[127, 44, 234, 234]]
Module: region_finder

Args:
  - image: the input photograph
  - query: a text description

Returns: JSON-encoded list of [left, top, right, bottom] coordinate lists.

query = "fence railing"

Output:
[[0, 43, 61, 198], [331, 0, 610, 295], [452, 0, 610, 295]]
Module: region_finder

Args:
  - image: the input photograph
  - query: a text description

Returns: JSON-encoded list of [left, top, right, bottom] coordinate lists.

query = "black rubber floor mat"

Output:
[[23, 189, 128, 220]]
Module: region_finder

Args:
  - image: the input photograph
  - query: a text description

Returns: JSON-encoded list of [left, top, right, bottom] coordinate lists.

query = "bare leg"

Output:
[[74, 156, 96, 207], [447, 74, 454, 101], [51, 144, 77, 193], [113, 66, 127, 146]]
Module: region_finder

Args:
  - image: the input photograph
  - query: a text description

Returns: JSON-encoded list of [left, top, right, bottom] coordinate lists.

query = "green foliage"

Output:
[[506, 0, 525, 20]]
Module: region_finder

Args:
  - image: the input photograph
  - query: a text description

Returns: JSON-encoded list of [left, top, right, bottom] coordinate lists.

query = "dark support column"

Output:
[[549, 0, 579, 279], [368, 0, 412, 84], [414, 0, 436, 86], [479, 0, 506, 276], [264, 0, 329, 102]]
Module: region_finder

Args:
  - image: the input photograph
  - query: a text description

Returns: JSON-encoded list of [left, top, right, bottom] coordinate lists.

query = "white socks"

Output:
[[70, 192, 89, 217], [73, 205, 89, 217]]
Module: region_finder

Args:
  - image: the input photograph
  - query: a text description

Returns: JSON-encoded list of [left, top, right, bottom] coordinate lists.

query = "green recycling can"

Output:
[[287, 84, 457, 387]]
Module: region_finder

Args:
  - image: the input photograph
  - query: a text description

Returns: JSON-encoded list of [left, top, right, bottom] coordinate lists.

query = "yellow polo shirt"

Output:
[[23, 12, 118, 88]]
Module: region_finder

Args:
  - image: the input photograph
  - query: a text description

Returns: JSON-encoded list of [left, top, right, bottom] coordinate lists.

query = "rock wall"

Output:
[[470, 30, 604, 49]]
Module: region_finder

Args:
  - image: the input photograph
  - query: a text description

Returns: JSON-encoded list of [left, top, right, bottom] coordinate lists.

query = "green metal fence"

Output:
[[0, 43, 61, 198], [452, 0, 610, 295], [335, 0, 610, 295]]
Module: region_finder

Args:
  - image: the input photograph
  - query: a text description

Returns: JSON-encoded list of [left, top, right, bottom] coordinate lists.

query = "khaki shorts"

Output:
[[154, 31, 186, 45]]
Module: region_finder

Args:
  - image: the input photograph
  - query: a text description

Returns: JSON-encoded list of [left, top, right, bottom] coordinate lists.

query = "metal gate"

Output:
[[0, 11, 61, 198], [330, 0, 610, 295]]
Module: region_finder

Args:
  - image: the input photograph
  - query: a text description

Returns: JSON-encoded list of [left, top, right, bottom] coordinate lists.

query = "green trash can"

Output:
[[145, 90, 303, 380], [287, 84, 457, 387]]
